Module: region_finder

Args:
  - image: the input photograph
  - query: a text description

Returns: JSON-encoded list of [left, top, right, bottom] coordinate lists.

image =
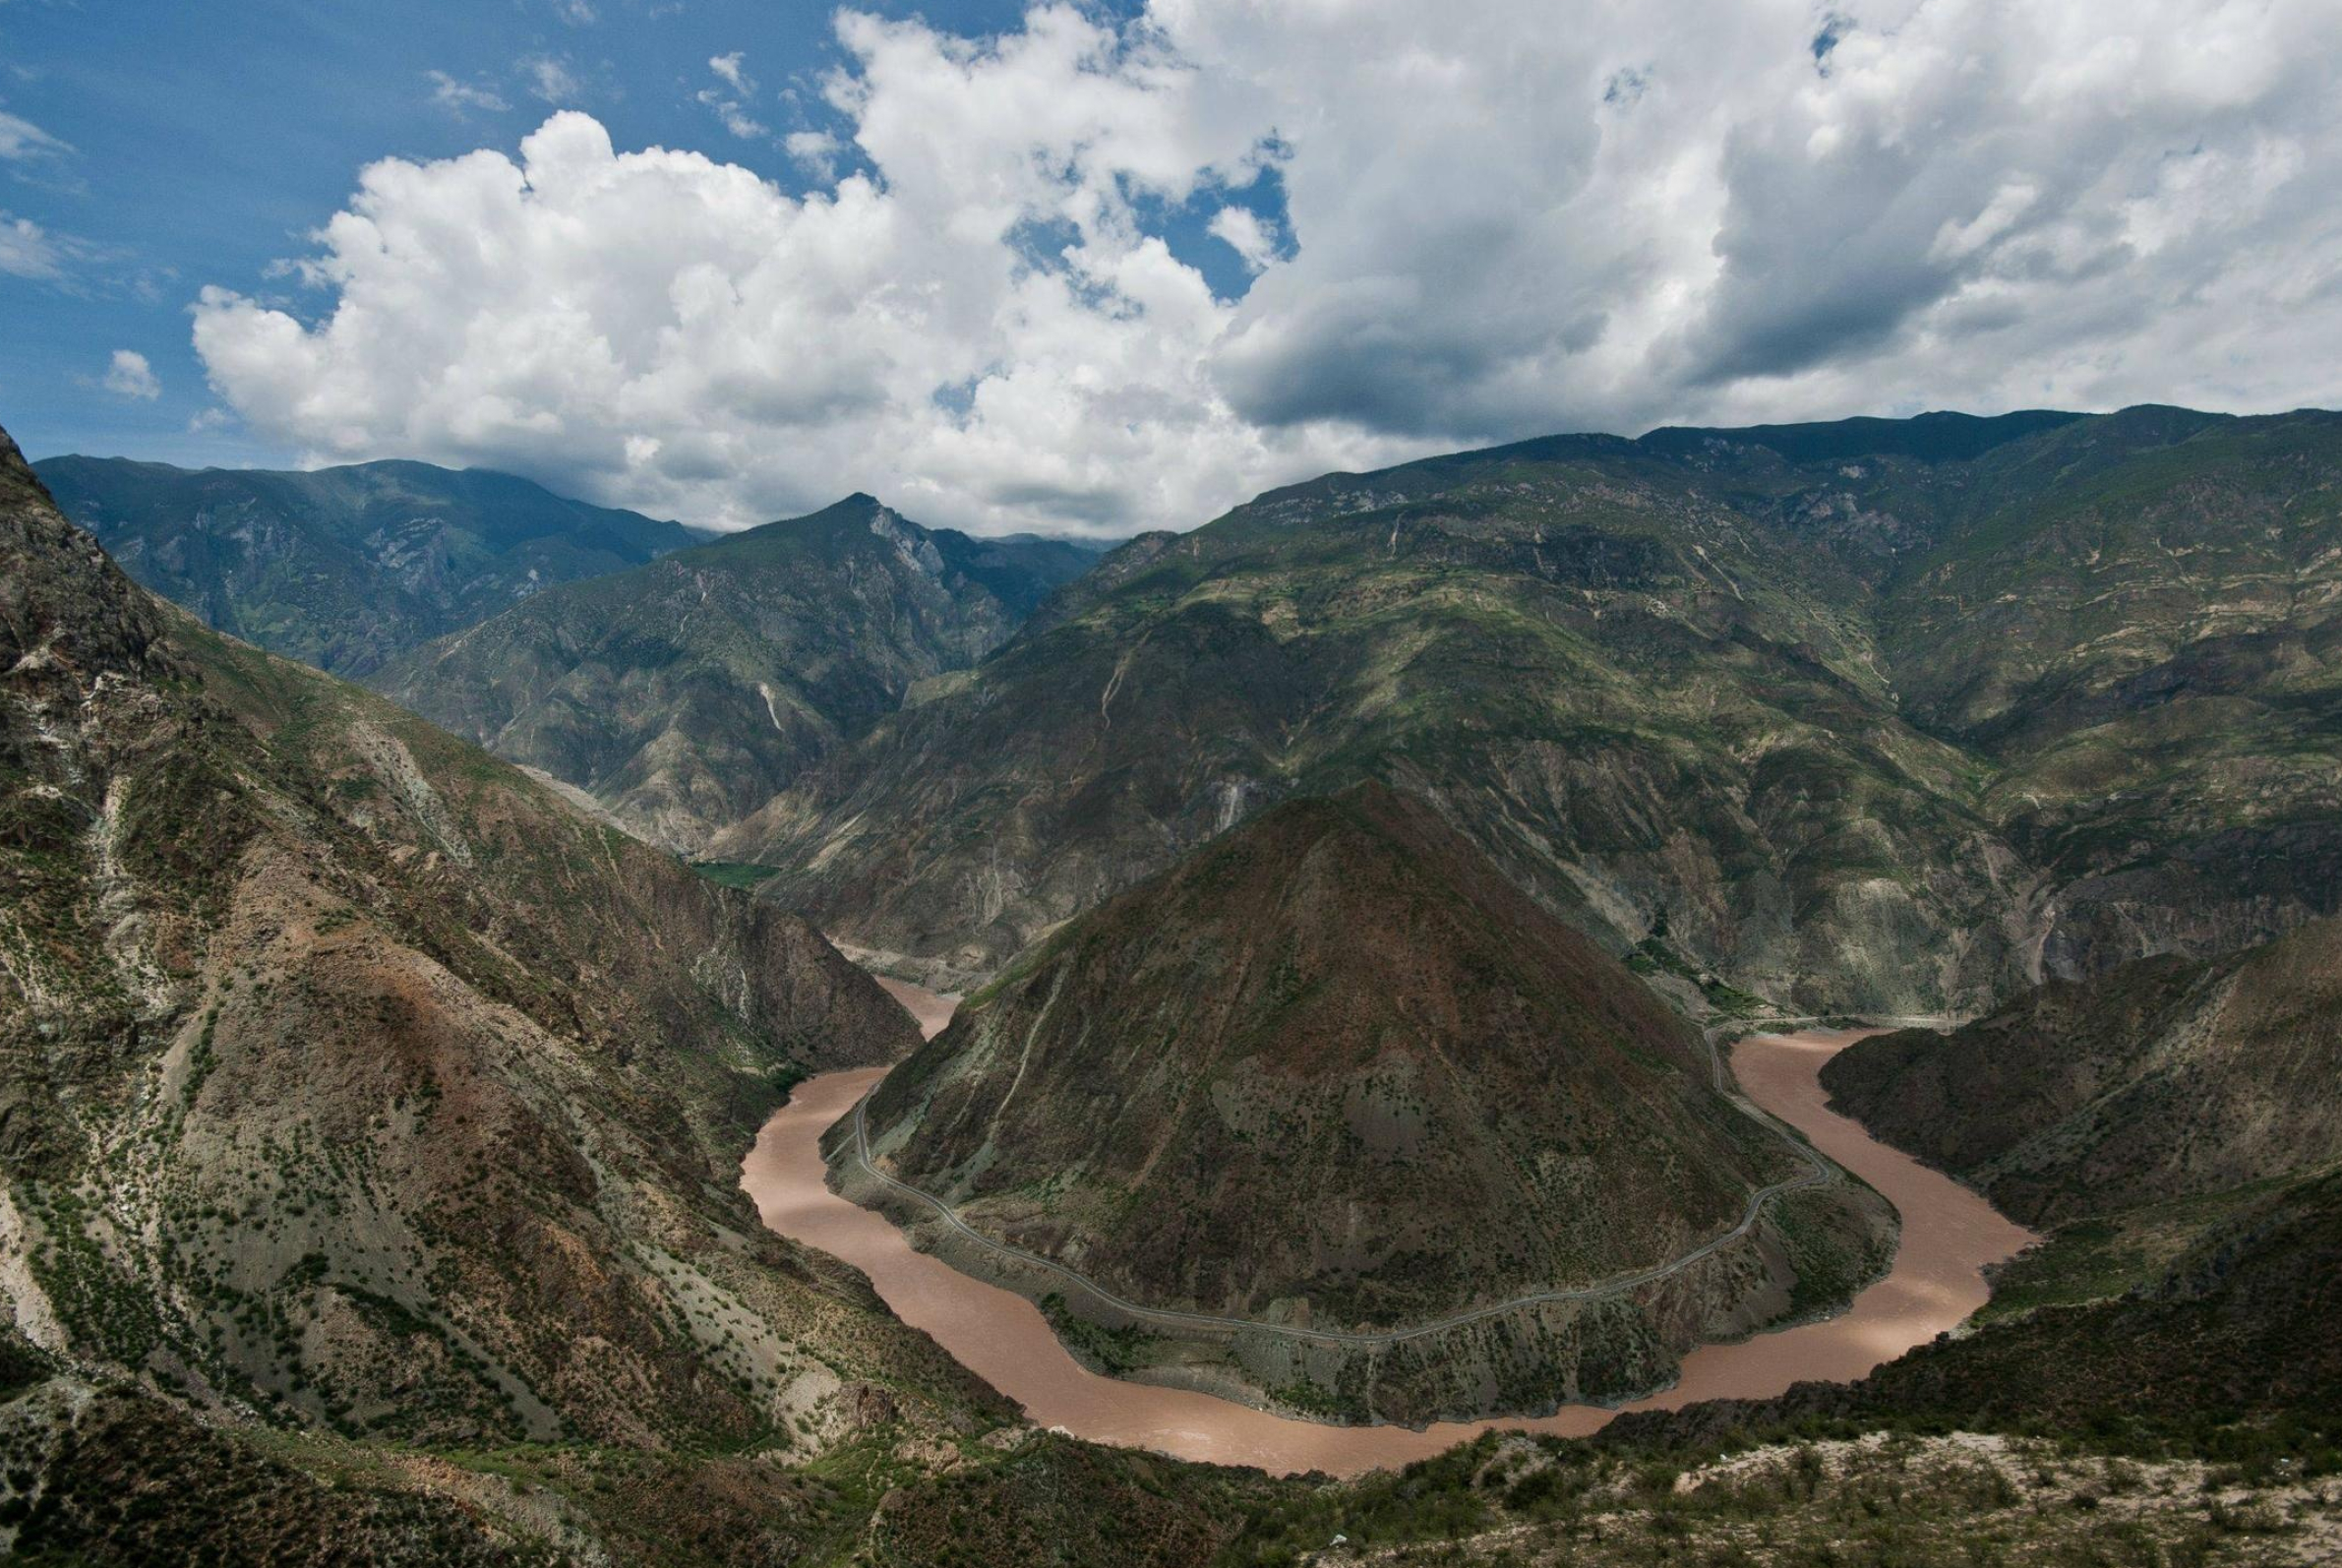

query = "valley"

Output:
[[6, 406, 2339, 1565], [730, 408, 2342, 1018], [744, 995, 2032, 1476], [373, 497, 1101, 851], [12, 6, 2342, 1554], [823, 785, 1900, 1423]]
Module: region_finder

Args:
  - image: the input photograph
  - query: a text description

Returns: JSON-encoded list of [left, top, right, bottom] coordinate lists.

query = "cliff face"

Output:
[[1822, 915, 2342, 1226], [375, 496, 1100, 851], [731, 407, 2342, 1016], [838, 783, 1893, 1423], [0, 423, 996, 1453]]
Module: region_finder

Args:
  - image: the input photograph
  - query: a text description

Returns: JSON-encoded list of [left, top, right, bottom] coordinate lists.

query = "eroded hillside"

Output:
[[0, 424, 1002, 1455]]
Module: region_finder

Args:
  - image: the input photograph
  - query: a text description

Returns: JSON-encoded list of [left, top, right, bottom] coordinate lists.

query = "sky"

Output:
[[4, 0, 2340, 537]]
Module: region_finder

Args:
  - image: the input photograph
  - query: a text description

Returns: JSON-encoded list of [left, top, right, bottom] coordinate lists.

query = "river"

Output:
[[740, 992, 2034, 1478]]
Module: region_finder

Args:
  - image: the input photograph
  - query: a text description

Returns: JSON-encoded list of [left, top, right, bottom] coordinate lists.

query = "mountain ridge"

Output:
[[373, 492, 1103, 851], [724, 404, 2342, 1017], [0, 421, 1008, 1459]]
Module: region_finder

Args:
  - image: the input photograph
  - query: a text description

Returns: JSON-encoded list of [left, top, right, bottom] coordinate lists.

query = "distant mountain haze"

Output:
[[373, 494, 1106, 852], [32, 454, 707, 677]]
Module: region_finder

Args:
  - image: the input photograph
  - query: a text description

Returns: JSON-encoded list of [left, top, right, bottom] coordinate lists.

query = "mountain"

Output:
[[0, 422, 1006, 1459], [723, 405, 2342, 1014], [32, 453, 701, 679], [835, 783, 1893, 1424], [1820, 917, 2342, 1226], [3, 408, 2331, 1568], [373, 495, 1105, 852]]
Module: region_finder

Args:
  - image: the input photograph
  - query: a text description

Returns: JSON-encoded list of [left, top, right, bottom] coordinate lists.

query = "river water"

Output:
[[740, 994, 2034, 1478]]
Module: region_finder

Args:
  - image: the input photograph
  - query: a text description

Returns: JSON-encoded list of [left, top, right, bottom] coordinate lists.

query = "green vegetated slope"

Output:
[[0, 422, 1010, 1466], [33, 454, 698, 678], [5, 408, 2339, 1563], [843, 783, 1892, 1424], [1822, 915, 2342, 1227], [374, 497, 1102, 851], [1822, 915, 2342, 1364], [728, 406, 2342, 1016]]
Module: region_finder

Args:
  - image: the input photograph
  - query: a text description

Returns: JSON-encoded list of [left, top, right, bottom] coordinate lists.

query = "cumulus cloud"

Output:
[[101, 349, 159, 399], [191, 0, 2342, 536]]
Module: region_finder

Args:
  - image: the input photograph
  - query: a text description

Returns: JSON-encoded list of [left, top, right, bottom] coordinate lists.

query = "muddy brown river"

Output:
[[740, 996, 2035, 1478]]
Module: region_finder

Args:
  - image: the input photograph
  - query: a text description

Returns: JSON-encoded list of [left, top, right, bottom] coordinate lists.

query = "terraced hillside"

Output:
[[727, 407, 2342, 1015], [34, 454, 699, 677], [376, 496, 1102, 851], [0, 423, 1001, 1455], [837, 784, 1893, 1424]]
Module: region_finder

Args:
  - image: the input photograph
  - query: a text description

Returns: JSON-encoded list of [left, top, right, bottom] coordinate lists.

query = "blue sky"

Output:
[[3, 0, 1251, 470], [3, 1, 2335, 537]]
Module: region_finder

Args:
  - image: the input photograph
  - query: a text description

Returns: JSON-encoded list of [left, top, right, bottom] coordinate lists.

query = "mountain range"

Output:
[[721, 406, 2342, 1017], [373, 495, 1102, 851], [6, 404, 2342, 1564], [34, 455, 702, 678], [0, 424, 1000, 1464]]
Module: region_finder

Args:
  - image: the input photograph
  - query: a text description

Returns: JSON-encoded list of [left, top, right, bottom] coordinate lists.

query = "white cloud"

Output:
[[784, 129, 840, 179], [552, 0, 595, 25], [0, 211, 64, 279], [708, 52, 753, 95], [0, 105, 69, 161], [101, 349, 160, 400], [1207, 206, 1277, 272], [695, 90, 767, 141], [191, 0, 2342, 537], [521, 56, 584, 105], [696, 53, 766, 140], [428, 70, 510, 116]]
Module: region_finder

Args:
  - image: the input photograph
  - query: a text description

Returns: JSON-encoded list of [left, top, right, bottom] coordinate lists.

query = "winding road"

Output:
[[742, 995, 2037, 1477], [840, 1011, 1962, 1348], [845, 1080, 1825, 1347]]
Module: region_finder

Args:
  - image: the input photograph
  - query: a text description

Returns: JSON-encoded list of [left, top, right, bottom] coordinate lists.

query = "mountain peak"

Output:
[[843, 780, 1890, 1421]]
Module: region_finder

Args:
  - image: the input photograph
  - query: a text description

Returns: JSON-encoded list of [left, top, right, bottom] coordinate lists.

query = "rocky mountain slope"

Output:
[[836, 784, 1892, 1423], [34, 454, 700, 678], [4, 410, 2335, 1565], [725, 406, 2342, 1015], [1821, 917, 2342, 1226], [0, 422, 1005, 1459], [374, 496, 1103, 851]]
